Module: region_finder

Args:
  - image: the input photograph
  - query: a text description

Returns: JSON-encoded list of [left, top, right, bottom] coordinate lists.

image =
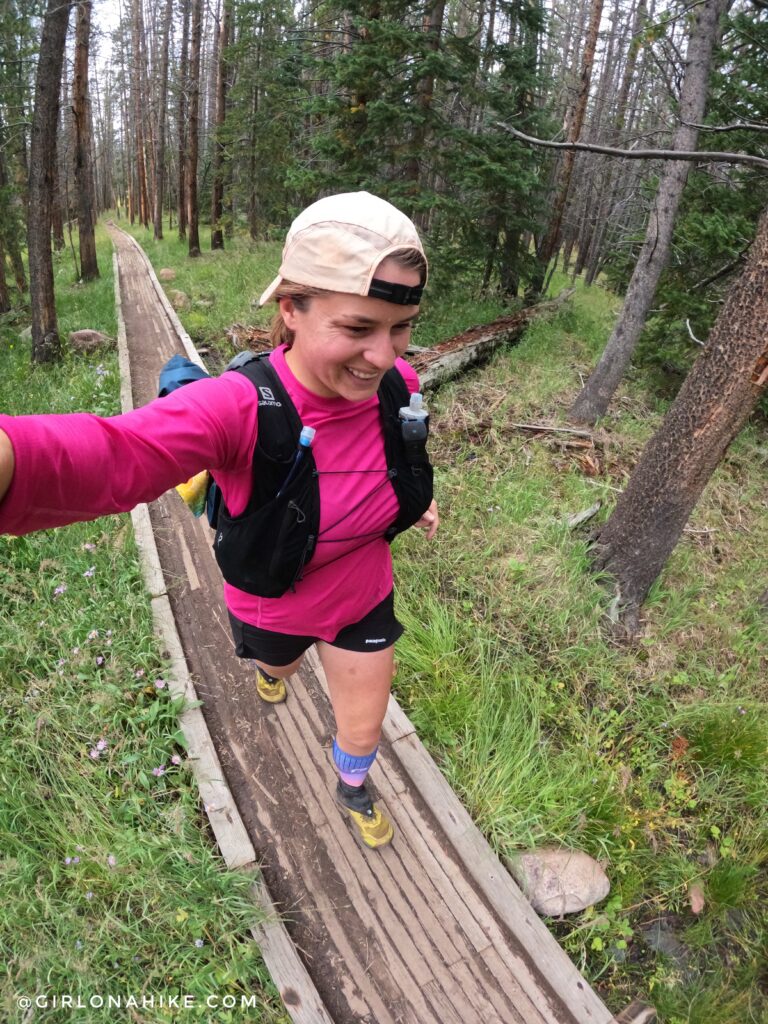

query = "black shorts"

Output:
[[228, 591, 404, 668]]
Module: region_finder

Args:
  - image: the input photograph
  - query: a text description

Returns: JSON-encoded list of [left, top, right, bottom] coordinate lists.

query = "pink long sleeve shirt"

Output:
[[0, 346, 419, 641]]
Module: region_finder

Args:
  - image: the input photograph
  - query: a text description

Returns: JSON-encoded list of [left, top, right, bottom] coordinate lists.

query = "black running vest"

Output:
[[212, 354, 433, 597]]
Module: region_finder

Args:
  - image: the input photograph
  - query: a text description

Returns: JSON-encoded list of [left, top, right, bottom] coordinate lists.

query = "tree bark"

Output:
[[73, 0, 99, 280], [210, 0, 231, 250], [402, 0, 445, 229], [153, 0, 174, 240], [590, 206, 768, 635], [570, 0, 729, 425], [186, 0, 203, 256], [0, 234, 10, 314], [177, 0, 191, 239], [529, 0, 604, 296], [0, 115, 26, 295], [130, 0, 149, 226], [28, 0, 71, 363]]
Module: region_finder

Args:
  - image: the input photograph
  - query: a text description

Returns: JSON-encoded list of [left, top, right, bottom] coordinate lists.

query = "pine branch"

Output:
[[498, 125, 768, 171]]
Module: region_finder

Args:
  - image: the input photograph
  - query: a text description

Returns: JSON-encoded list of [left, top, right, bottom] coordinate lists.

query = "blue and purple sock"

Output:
[[333, 738, 377, 788]]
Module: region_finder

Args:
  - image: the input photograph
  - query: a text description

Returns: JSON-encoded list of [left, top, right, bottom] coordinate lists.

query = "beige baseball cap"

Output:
[[258, 191, 427, 307]]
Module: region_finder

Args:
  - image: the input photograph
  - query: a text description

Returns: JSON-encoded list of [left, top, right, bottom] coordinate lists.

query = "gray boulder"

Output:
[[507, 847, 610, 916], [68, 329, 115, 354]]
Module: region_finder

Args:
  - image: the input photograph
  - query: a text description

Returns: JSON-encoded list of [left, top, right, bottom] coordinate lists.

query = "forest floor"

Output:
[[1, 219, 766, 1024]]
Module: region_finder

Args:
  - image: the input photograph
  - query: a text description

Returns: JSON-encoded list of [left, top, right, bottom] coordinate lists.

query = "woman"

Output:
[[0, 191, 439, 850]]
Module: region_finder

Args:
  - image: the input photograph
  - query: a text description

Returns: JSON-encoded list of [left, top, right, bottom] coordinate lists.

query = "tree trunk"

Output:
[[130, 0, 149, 226], [0, 119, 26, 295], [402, 0, 445, 228], [590, 206, 768, 634], [570, 0, 729, 425], [28, 0, 71, 363], [529, 0, 604, 296], [153, 0, 174, 240], [186, 0, 203, 256], [177, 0, 191, 239], [73, 0, 99, 280], [210, 0, 231, 250], [0, 235, 10, 314]]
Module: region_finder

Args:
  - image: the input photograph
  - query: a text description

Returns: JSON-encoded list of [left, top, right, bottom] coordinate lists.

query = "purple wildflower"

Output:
[[107, 854, 117, 868], [154, 679, 167, 690], [152, 765, 166, 777], [95, 656, 105, 667], [89, 748, 100, 760], [53, 584, 67, 598], [85, 891, 94, 901], [194, 939, 204, 948], [96, 739, 107, 751], [83, 543, 97, 552], [65, 857, 72, 865], [134, 669, 145, 679], [83, 566, 96, 579], [171, 755, 182, 766], [72, 647, 80, 655]]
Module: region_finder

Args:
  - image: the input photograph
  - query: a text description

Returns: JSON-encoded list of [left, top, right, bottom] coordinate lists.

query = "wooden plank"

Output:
[[110, 228, 334, 1024], [391, 731, 613, 1024]]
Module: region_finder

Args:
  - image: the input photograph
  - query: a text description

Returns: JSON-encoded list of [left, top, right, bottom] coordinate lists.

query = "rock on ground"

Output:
[[158, 268, 176, 282], [169, 290, 191, 311], [68, 330, 115, 354], [506, 847, 610, 916]]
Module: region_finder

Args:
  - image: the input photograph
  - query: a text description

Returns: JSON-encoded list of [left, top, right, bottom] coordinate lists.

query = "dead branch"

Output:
[[499, 125, 768, 172], [510, 422, 595, 440], [682, 120, 768, 134]]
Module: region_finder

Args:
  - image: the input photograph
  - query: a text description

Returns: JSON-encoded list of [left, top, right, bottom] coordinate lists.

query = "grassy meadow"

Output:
[[0, 228, 289, 1023], [1, 218, 766, 1023]]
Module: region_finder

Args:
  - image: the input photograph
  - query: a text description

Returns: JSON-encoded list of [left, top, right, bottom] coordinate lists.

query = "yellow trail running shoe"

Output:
[[255, 670, 287, 704], [336, 780, 394, 849]]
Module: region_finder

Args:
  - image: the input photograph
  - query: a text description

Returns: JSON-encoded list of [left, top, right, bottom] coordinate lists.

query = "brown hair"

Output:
[[267, 248, 427, 349]]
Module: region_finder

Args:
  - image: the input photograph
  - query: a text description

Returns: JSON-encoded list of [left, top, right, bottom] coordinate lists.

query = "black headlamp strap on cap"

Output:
[[368, 278, 424, 305]]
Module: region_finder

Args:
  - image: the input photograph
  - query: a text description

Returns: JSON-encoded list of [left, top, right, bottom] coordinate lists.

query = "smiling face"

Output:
[[278, 257, 421, 401]]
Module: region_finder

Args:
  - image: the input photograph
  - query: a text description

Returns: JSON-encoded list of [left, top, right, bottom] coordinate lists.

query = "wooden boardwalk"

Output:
[[109, 224, 624, 1024]]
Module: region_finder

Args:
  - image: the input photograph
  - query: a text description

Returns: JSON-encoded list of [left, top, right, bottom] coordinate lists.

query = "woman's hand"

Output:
[[413, 499, 439, 540], [0, 429, 14, 504]]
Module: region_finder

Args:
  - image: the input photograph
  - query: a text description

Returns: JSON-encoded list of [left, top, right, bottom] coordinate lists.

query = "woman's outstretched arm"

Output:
[[0, 429, 14, 503]]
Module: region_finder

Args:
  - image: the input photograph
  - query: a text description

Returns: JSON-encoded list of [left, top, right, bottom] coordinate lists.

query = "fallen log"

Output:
[[413, 288, 574, 390]]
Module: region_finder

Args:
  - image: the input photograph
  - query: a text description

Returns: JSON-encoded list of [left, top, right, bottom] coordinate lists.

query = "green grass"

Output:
[[3, 223, 767, 1022], [390, 282, 768, 1021], [0, 229, 288, 1023]]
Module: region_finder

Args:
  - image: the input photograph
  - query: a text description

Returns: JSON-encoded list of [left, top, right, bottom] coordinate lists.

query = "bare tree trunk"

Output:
[[529, 0, 603, 297], [73, 0, 99, 280], [178, 0, 191, 240], [591, 206, 768, 634], [0, 235, 10, 313], [130, 0, 149, 226], [0, 116, 26, 296], [186, 0, 203, 256], [210, 0, 231, 250], [570, 0, 729, 424], [28, 0, 71, 363], [153, 0, 174, 240]]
